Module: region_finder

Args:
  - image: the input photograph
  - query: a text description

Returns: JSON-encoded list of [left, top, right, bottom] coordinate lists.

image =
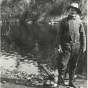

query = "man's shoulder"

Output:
[[59, 17, 68, 25], [60, 17, 68, 22]]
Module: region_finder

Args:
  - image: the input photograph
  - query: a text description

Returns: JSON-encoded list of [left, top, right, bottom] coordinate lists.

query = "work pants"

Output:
[[58, 42, 80, 80]]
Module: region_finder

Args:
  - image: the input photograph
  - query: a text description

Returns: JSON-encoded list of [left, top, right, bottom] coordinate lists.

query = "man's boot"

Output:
[[69, 80, 78, 88], [58, 75, 64, 85]]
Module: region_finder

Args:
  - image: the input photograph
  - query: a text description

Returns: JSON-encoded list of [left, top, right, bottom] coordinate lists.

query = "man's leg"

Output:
[[58, 45, 71, 85], [69, 44, 80, 88]]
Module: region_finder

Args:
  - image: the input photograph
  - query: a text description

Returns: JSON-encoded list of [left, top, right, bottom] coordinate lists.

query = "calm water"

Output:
[[1, 22, 87, 76]]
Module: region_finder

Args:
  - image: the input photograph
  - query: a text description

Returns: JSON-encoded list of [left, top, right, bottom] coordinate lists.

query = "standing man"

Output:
[[57, 3, 86, 88]]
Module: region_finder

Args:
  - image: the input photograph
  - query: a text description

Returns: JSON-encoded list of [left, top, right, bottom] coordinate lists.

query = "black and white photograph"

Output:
[[0, 0, 87, 88]]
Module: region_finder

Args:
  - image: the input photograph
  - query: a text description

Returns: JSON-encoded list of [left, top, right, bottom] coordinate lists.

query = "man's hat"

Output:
[[67, 3, 81, 14]]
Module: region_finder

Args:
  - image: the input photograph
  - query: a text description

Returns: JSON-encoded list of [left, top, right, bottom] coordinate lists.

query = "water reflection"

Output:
[[1, 23, 87, 75]]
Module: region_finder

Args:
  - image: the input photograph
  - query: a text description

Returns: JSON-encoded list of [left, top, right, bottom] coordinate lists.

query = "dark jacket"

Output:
[[57, 16, 86, 49]]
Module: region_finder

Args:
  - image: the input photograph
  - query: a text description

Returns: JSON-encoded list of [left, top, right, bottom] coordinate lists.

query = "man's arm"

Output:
[[56, 21, 63, 53], [79, 22, 86, 52]]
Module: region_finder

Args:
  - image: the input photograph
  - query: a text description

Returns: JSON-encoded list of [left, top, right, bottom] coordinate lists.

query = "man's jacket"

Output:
[[57, 15, 86, 49]]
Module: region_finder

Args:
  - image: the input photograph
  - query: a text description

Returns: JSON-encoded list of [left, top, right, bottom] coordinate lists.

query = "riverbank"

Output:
[[0, 53, 87, 88], [0, 68, 87, 88]]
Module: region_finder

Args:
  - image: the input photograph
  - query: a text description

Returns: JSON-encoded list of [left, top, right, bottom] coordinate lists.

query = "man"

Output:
[[57, 3, 86, 88]]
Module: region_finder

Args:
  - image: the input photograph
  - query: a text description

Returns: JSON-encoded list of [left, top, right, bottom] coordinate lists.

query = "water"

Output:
[[1, 22, 87, 76]]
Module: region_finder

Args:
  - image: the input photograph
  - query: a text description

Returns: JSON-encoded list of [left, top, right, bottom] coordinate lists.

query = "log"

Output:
[[40, 64, 54, 80]]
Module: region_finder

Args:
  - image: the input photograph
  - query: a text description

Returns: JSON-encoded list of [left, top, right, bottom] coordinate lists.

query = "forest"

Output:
[[1, 0, 87, 23]]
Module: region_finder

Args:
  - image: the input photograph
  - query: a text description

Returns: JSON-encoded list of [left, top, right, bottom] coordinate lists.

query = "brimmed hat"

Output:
[[67, 3, 81, 14]]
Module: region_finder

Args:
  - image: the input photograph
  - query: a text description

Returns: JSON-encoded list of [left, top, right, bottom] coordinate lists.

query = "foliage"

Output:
[[1, 0, 87, 23]]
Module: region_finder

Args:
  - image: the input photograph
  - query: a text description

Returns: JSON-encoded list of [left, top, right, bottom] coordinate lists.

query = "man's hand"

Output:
[[57, 48, 63, 53], [82, 48, 86, 53], [57, 45, 63, 53]]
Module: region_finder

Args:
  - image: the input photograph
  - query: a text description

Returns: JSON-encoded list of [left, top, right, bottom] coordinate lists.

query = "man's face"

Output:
[[68, 8, 78, 17]]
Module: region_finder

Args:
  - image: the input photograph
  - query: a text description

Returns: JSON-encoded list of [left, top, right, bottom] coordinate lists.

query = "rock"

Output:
[[16, 80, 18, 83], [27, 77, 32, 80], [20, 58, 24, 61], [53, 83, 57, 87], [24, 59, 29, 62], [74, 75, 77, 78], [27, 21, 33, 24], [64, 81, 69, 85], [2, 81, 6, 83], [46, 80, 51, 85], [17, 73, 21, 77], [6, 72, 10, 74]]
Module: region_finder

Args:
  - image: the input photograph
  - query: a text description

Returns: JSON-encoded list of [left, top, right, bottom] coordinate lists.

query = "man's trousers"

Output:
[[58, 42, 80, 80]]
